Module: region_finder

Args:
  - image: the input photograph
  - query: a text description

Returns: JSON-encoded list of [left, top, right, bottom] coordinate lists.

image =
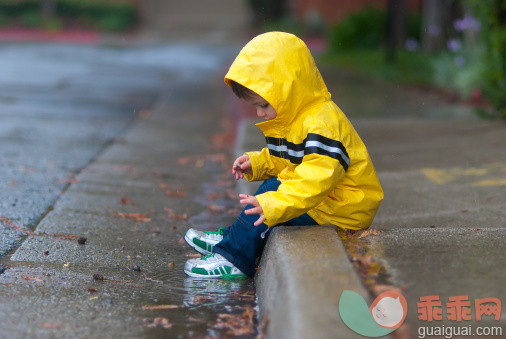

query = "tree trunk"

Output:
[[421, 0, 453, 52], [41, 0, 56, 18], [385, 0, 406, 62]]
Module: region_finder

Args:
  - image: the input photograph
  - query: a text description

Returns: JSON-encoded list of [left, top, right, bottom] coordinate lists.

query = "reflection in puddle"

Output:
[[140, 269, 258, 338]]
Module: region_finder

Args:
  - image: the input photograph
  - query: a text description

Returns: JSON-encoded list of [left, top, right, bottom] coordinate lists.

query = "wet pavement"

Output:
[[0, 42, 260, 337], [0, 43, 161, 258], [325, 65, 506, 336]]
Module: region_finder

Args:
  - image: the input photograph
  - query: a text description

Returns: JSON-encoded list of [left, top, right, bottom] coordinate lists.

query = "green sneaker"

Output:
[[184, 228, 224, 255], [184, 253, 246, 278]]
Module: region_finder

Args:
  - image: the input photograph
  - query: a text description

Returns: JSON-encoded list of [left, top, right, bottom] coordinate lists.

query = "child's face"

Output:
[[243, 93, 277, 121]]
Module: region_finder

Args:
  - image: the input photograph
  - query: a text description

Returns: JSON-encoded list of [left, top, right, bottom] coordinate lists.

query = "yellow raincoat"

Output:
[[225, 32, 383, 230]]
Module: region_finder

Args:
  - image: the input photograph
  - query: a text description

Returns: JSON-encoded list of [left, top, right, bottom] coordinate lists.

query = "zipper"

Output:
[[260, 226, 274, 239]]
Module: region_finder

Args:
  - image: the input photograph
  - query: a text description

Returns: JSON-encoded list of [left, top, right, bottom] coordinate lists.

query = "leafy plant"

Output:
[[20, 10, 43, 27], [0, 0, 137, 31], [328, 7, 387, 50], [468, 0, 506, 118], [0, 13, 10, 26]]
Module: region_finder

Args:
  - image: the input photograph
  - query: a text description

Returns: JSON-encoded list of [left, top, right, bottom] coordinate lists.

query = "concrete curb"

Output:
[[255, 226, 370, 339], [233, 116, 371, 338]]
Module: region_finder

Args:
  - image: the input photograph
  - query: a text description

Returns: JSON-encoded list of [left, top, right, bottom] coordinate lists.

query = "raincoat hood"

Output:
[[225, 32, 331, 136]]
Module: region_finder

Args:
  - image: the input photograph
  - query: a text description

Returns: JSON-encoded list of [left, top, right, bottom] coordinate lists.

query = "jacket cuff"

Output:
[[255, 192, 277, 227], [244, 151, 260, 182]]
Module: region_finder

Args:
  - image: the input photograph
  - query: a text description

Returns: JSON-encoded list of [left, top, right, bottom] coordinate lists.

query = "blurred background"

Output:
[[0, 0, 504, 117]]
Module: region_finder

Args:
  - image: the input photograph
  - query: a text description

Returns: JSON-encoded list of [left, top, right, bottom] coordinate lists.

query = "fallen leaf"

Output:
[[138, 109, 151, 120], [141, 305, 182, 310], [227, 207, 242, 216], [42, 323, 61, 329], [21, 275, 43, 282], [111, 212, 151, 223], [164, 207, 187, 220], [211, 131, 233, 150], [11, 180, 17, 186], [226, 189, 238, 199], [91, 273, 133, 284], [142, 273, 163, 284], [206, 192, 223, 200], [229, 291, 256, 302], [214, 306, 255, 335], [120, 198, 134, 205], [144, 317, 172, 329], [366, 262, 382, 277], [167, 262, 174, 268], [177, 153, 227, 167], [18, 165, 36, 173], [188, 316, 206, 323], [87, 288, 98, 293], [192, 295, 217, 303], [208, 204, 226, 214], [358, 229, 381, 239], [186, 253, 201, 258]]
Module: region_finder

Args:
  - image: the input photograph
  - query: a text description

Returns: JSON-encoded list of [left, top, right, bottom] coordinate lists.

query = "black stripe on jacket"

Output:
[[265, 133, 350, 171]]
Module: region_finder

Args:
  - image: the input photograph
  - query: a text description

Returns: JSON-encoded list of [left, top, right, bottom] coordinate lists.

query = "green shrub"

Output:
[[468, 0, 506, 118], [328, 7, 387, 50], [42, 16, 62, 31], [0, 0, 137, 31], [432, 47, 485, 97], [97, 13, 131, 31], [0, 13, 10, 26], [406, 13, 422, 41], [0, 0, 39, 16], [20, 9, 43, 27]]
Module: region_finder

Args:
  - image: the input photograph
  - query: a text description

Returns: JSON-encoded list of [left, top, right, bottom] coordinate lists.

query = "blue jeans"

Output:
[[213, 177, 317, 277]]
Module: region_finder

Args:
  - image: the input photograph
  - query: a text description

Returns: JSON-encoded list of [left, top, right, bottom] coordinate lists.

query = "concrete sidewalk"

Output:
[[234, 66, 506, 338]]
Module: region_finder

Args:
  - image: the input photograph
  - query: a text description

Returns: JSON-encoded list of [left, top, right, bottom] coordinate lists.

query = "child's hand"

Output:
[[232, 154, 252, 180], [239, 194, 266, 226]]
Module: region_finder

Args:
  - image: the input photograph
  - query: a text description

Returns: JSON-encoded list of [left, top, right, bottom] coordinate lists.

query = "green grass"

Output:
[[319, 49, 434, 86]]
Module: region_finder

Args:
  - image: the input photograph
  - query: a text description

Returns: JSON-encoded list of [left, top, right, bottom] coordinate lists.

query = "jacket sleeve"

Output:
[[255, 133, 349, 226], [244, 147, 285, 181]]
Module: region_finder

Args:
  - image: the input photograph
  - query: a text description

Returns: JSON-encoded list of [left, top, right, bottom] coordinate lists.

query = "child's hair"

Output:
[[229, 80, 256, 100]]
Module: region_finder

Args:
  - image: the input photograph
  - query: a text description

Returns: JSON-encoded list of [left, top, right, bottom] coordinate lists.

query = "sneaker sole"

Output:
[[184, 233, 211, 256], [222, 274, 248, 279]]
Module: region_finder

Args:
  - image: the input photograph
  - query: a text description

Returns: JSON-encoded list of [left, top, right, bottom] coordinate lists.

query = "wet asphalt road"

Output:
[[0, 42, 261, 338], [0, 44, 160, 256], [0, 43, 227, 258]]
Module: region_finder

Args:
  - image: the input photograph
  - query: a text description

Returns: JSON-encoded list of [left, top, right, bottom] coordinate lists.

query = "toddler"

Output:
[[184, 32, 383, 278]]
